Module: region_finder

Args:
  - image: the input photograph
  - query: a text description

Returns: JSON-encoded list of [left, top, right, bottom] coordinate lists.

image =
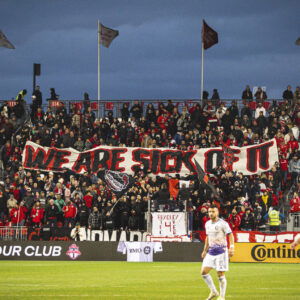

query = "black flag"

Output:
[[97, 169, 135, 196], [202, 20, 218, 50], [194, 159, 220, 199]]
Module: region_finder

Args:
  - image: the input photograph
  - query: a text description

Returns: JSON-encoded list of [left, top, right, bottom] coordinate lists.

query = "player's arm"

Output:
[[201, 237, 209, 259], [228, 232, 235, 257], [291, 236, 300, 250]]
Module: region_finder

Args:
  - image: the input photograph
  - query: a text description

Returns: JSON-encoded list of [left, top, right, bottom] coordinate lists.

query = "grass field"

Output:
[[0, 261, 299, 299]]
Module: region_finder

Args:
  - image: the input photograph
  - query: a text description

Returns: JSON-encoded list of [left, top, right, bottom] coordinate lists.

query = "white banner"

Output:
[[22, 139, 279, 176], [151, 212, 187, 237]]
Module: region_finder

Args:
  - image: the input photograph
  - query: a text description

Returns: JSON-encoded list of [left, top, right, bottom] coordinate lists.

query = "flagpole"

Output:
[[200, 42, 204, 106], [97, 20, 101, 118]]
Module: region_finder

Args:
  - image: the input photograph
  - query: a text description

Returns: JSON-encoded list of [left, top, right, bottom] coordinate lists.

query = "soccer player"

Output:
[[291, 234, 300, 249], [201, 205, 235, 300]]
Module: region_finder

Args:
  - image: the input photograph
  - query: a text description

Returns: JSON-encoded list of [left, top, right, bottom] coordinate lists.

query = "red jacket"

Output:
[[83, 194, 93, 208], [227, 214, 241, 231], [280, 158, 289, 171], [10, 206, 27, 224], [288, 140, 299, 152], [290, 197, 300, 213], [30, 208, 45, 223], [157, 115, 168, 129], [63, 204, 77, 218]]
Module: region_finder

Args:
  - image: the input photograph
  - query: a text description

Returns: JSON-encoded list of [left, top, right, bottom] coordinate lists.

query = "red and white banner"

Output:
[[196, 231, 300, 243], [152, 212, 187, 237], [22, 139, 278, 176]]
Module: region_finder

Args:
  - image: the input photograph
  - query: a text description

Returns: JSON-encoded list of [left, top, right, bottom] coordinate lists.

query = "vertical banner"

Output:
[[152, 212, 187, 237]]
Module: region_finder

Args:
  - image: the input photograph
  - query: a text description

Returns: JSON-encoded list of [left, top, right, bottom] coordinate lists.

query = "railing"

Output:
[[0, 226, 28, 241], [0, 98, 288, 119]]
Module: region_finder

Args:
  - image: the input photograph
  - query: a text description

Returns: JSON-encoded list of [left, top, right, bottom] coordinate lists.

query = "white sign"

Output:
[[152, 212, 187, 237]]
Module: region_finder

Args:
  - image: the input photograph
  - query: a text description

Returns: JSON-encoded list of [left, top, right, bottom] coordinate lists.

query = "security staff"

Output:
[[264, 207, 284, 232]]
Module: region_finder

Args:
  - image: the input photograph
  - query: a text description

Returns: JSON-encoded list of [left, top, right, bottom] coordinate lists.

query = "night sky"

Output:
[[1, 0, 299, 101]]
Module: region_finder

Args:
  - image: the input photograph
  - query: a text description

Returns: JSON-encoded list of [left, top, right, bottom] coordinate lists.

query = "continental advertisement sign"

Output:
[[231, 243, 300, 263]]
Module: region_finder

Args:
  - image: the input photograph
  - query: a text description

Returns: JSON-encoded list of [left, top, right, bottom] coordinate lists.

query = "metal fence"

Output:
[[0, 98, 287, 119], [0, 226, 28, 241]]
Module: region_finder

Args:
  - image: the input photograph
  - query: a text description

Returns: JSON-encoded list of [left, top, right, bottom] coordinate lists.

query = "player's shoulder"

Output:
[[205, 220, 212, 227], [217, 218, 230, 226]]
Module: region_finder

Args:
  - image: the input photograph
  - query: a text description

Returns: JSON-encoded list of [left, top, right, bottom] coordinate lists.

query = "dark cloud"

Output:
[[1, 0, 299, 100]]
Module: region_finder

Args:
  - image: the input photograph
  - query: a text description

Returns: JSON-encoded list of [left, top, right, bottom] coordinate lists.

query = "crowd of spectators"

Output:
[[0, 85, 300, 234]]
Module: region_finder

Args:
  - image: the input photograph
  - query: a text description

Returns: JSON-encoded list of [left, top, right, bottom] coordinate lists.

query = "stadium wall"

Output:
[[231, 243, 300, 263], [0, 241, 204, 262], [1, 241, 299, 263]]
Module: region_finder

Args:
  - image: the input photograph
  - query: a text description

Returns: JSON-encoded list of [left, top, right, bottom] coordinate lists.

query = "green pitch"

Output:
[[0, 261, 298, 299]]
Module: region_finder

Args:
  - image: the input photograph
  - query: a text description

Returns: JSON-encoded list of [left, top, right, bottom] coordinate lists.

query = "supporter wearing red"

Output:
[[9, 202, 27, 226], [279, 155, 289, 185], [83, 190, 93, 210], [63, 200, 78, 227], [157, 113, 168, 129], [30, 201, 44, 227], [290, 192, 300, 213], [287, 135, 299, 153], [227, 209, 241, 231]]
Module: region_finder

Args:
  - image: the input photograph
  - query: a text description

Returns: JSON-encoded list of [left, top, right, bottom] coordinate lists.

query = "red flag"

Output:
[[202, 20, 218, 50], [222, 143, 234, 172], [99, 24, 119, 48]]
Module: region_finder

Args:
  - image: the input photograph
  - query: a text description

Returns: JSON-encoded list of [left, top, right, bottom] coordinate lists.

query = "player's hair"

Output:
[[209, 204, 219, 210]]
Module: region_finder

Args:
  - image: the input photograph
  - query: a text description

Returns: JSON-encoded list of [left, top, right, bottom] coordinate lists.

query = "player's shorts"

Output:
[[202, 250, 229, 272]]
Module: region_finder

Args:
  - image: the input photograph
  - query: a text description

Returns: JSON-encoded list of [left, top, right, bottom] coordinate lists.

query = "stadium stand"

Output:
[[0, 86, 300, 237]]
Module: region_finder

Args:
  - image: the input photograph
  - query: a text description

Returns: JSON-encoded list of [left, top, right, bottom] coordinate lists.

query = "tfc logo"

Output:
[[66, 244, 81, 260], [105, 170, 129, 192], [144, 246, 151, 255]]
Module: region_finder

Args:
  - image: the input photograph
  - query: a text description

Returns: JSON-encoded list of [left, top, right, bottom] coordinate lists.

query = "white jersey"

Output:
[[205, 218, 232, 256], [117, 241, 163, 262]]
